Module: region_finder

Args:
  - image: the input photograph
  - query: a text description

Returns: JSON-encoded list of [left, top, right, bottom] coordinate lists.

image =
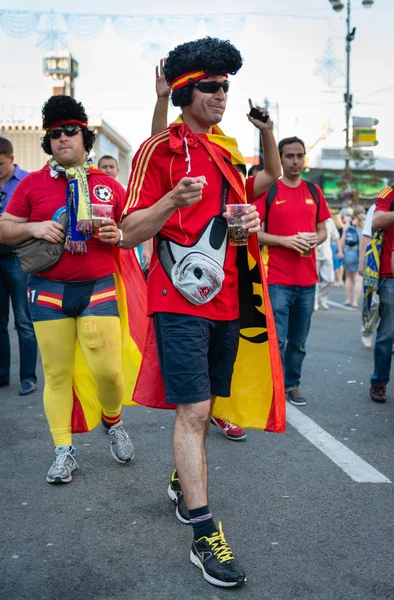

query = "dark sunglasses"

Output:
[[192, 80, 230, 94], [48, 124, 82, 139], [0, 190, 6, 211]]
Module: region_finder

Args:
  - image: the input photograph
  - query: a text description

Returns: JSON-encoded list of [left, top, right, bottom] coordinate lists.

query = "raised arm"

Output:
[[247, 99, 281, 198], [151, 58, 170, 136]]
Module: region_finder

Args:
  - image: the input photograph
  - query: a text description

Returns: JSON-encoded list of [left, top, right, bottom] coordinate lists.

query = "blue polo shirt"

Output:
[[0, 164, 29, 258]]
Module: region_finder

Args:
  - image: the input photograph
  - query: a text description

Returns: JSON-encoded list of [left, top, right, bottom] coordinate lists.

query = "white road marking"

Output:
[[286, 403, 391, 483], [326, 300, 357, 311]]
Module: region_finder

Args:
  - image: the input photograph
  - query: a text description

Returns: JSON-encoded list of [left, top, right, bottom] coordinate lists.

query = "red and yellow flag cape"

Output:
[[132, 120, 286, 433]]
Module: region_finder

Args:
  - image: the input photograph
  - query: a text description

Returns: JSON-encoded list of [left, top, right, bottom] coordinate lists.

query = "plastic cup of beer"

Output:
[[299, 232, 314, 257], [225, 204, 250, 246], [91, 204, 114, 238]]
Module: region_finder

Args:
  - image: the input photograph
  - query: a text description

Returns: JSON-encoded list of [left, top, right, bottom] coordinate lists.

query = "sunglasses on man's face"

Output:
[[48, 124, 82, 140], [192, 80, 230, 94]]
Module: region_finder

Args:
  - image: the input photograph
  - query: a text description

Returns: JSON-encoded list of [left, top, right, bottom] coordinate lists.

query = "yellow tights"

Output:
[[33, 316, 124, 447]]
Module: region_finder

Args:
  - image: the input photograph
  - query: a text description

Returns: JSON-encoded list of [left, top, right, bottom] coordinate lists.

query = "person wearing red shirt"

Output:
[[0, 95, 134, 483], [150, 56, 248, 442], [253, 136, 330, 407], [122, 37, 281, 588], [370, 182, 394, 403]]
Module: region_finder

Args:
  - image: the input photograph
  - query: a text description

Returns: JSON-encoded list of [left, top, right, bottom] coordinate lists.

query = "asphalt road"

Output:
[[1, 287, 393, 600]]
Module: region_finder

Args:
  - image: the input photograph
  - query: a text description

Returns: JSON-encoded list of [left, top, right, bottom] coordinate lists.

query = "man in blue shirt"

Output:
[[0, 137, 37, 395]]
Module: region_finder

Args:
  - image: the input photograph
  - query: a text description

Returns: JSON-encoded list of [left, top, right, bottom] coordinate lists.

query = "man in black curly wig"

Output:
[[0, 94, 136, 483], [122, 37, 283, 588]]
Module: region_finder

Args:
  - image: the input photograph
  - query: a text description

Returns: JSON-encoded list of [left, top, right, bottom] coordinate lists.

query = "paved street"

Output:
[[1, 288, 393, 600]]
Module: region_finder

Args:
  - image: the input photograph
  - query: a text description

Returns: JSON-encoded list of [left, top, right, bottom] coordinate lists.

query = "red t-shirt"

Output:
[[249, 178, 331, 286], [375, 184, 394, 279], [124, 129, 240, 320], [6, 164, 126, 281]]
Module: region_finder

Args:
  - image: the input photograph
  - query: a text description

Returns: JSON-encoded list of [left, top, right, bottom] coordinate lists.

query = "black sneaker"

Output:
[[167, 469, 190, 524], [190, 522, 245, 588]]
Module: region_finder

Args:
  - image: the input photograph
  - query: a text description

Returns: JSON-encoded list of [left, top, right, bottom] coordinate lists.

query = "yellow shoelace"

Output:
[[204, 522, 234, 563]]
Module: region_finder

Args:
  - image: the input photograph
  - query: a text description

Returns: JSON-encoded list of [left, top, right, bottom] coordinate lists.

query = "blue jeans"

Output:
[[0, 256, 37, 384], [268, 284, 315, 390], [370, 278, 394, 386]]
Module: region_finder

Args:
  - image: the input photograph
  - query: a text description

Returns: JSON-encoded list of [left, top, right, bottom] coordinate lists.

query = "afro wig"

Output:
[[41, 95, 95, 155], [164, 37, 243, 107]]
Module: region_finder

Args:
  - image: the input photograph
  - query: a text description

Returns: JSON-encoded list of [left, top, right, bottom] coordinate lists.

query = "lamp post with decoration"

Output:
[[328, 0, 375, 177]]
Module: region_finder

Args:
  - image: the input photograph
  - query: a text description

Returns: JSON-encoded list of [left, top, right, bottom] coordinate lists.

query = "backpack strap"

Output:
[[264, 182, 278, 233]]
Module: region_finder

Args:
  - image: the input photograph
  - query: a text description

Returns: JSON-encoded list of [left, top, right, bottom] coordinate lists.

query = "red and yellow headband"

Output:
[[45, 119, 88, 132], [170, 70, 228, 91]]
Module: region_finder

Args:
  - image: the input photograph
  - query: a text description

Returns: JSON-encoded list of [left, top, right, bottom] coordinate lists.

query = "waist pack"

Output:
[[157, 216, 228, 305], [14, 210, 68, 274]]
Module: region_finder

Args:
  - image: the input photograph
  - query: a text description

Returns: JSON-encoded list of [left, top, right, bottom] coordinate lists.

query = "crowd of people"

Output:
[[0, 36, 393, 590]]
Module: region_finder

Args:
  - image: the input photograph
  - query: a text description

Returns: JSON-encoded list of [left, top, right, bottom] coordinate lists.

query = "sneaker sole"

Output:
[[224, 433, 247, 441], [46, 475, 73, 483], [167, 484, 178, 503], [167, 485, 191, 525], [189, 551, 245, 588], [289, 400, 306, 407]]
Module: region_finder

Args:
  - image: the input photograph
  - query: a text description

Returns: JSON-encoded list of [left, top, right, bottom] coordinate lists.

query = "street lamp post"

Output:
[[328, 0, 375, 171]]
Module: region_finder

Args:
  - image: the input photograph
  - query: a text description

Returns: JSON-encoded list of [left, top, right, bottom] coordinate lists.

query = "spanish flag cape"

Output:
[[132, 119, 286, 433]]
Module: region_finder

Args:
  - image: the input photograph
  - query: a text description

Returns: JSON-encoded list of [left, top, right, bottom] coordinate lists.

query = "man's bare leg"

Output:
[[173, 398, 212, 509]]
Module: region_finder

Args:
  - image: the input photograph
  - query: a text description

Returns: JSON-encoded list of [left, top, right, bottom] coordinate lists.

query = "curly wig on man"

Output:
[[163, 37, 243, 107], [41, 95, 95, 155]]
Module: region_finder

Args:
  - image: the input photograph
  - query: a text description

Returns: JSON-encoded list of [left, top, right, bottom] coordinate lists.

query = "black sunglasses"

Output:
[[192, 80, 230, 94], [0, 190, 6, 211], [48, 124, 82, 139]]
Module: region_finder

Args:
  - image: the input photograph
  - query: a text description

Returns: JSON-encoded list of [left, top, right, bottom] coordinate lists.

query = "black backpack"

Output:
[[264, 181, 319, 233]]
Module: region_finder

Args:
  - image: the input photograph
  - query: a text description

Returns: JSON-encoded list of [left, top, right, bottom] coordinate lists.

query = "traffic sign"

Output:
[[352, 116, 379, 128], [321, 148, 374, 160], [353, 128, 378, 146]]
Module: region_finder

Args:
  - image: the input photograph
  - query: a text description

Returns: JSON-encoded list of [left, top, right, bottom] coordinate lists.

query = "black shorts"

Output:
[[153, 312, 240, 404]]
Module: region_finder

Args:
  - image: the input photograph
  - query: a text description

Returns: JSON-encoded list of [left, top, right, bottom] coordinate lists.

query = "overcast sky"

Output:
[[1, 0, 393, 163]]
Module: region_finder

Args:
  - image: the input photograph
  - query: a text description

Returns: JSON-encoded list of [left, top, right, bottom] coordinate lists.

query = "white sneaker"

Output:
[[320, 300, 329, 310], [361, 334, 373, 349], [314, 302, 319, 312], [105, 420, 135, 463], [46, 445, 78, 484]]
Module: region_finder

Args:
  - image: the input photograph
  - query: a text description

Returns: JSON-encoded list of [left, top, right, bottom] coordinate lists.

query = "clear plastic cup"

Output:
[[91, 204, 114, 238], [298, 232, 314, 257], [225, 204, 250, 246]]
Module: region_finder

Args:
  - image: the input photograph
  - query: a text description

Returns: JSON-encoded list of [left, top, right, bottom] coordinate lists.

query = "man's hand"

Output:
[[98, 219, 121, 245], [247, 98, 273, 132], [170, 176, 208, 209], [31, 221, 64, 244], [280, 234, 312, 254], [305, 233, 319, 249], [141, 246, 152, 269], [155, 58, 170, 99], [337, 249, 344, 260]]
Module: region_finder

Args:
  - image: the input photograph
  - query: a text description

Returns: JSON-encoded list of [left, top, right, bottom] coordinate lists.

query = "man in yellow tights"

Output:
[[0, 95, 134, 483]]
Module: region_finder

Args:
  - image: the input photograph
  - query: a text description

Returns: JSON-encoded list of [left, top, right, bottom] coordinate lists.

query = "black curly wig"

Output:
[[163, 37, 243, 108], [41, 95, 95, 155]]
